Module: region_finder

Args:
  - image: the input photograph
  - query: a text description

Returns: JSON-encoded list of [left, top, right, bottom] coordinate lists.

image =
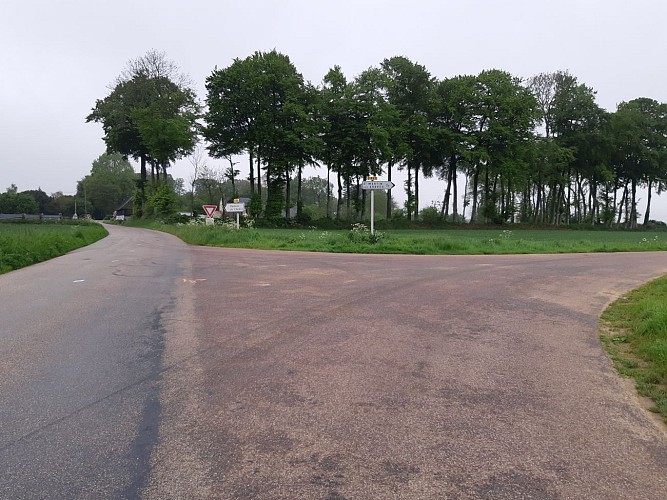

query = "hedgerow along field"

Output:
[[131, 219, 667, 255], [0, 221, 108, 274]]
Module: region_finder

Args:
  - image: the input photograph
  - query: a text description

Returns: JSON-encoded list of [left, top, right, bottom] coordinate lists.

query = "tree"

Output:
[[187, 144, 207, 215], [0, 191, 39, 214], [380, 56, 434, 220], [223, 157, 240, 198], [430, 75, 477, 220], [318, 65, 355, 219], [87, 50, 199, 215], [466, 70, 538, 223], [194, 165, 223, 205], [20, 188, 50, 213], [77, 153, 137, 219], [206, 50, 315, 218], [611, 98, 667, 227], [46, 192, 76, 217], [205, 54, 265, 196]]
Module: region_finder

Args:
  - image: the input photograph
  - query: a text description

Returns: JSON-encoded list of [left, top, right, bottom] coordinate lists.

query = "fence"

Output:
[[0, 214, 63, 221]]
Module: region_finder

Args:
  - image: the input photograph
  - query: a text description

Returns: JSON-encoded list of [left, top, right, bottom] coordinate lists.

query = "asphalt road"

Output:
[[1, 224, 667, 499]]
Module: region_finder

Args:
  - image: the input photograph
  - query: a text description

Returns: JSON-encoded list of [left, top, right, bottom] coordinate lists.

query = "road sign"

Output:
[[202, 205, 217, 217], [225, 203, 245, 213], [361, 180, 395, 190]]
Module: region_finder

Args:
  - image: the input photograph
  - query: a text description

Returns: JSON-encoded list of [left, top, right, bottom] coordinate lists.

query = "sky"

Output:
[[2, 0, 666, 220]]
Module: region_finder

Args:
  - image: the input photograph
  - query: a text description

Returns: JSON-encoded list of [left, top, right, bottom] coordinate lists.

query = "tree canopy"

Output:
[[87, 50, 199, 215], [84, 50, 667, 226]]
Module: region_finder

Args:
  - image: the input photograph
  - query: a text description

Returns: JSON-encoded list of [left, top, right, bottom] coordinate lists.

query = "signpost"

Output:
[[225, 200, 245, 229], [361, 179, 395, 235], [202, 205, 217, 225]]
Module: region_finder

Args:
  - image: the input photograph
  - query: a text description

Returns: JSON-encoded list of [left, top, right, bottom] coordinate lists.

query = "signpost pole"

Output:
[[361, 180, 394, 236], [236, 213, 240, 230], [370, 190, 375, 235]]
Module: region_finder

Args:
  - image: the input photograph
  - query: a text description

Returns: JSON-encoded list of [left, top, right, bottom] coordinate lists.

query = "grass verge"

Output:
[[0, 221, 108, 274], [601, 276, 667, 424], [127, 219, 667, 255]]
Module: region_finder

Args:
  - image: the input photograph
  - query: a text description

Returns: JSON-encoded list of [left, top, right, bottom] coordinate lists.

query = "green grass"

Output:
[[601, 276, 667, 423], [129, 220, 667, 255], [0, 221, 108, 274]]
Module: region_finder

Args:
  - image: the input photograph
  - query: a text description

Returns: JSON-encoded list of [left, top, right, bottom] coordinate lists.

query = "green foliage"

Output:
[[0, 221, 107, 273], [419, 206, 440, 222], [89, 51, 667, 228], [205, 50, 318, 217], [87, 50, 200, 214], [76, 152, 137, 219], [146, 183, 177, 216], [0, 192, 39, 214]]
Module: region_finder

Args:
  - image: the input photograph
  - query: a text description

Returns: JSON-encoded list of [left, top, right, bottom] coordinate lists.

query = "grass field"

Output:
[[0, 221, 108, 274], [601, 276, 667, 424], [134, 220, 667, 255]]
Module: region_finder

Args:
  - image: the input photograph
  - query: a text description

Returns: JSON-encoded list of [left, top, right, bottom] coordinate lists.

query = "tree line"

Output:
[[87, 50, 667, 226]]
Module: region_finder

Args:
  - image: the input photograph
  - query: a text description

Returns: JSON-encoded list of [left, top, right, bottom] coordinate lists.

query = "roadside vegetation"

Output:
[[0, 221, 107, 274], [127, 218, 667, 255], [601, 276, 667, 424]]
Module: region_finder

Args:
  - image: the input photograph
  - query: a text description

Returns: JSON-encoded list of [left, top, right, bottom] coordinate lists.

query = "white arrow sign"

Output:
[[361, 180, 395, 190], [225, 203, 245, 213]]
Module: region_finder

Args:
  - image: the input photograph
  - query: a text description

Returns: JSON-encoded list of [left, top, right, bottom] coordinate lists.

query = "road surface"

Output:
[[1, 224, 666, 499]]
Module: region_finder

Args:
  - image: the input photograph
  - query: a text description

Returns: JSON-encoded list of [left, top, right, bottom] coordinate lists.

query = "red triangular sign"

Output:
[[202, 205, 217, 217]]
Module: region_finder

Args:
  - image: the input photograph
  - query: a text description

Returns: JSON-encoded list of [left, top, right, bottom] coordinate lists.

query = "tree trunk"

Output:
[[643, 179, 653, 226], [386, 161, 393, 220], [452, 157, 459, 220], [139, 154, 147, 216], [249, 149, 255, 195], [470, 167, 479, 224], [360, 178, 366, 220], [414, 165, 420, 220], [326, 165, 331, 218], [256, 153, 262, 198], [346, 176, 351, 219], [533, 170, 542, 224], [296, 163, 303, 219], [616, 182, 627, 226], [630, 178, 637, 229], [336, 169, 343, 220], [406, 163, 413, 221], [285, 166, 291, 219]]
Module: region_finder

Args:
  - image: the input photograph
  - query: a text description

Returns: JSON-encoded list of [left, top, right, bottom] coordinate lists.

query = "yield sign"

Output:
[[202, 205, 217, 217]]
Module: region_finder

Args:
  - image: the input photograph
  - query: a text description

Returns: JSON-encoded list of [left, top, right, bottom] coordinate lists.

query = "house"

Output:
[[115, 197, 133, 219]]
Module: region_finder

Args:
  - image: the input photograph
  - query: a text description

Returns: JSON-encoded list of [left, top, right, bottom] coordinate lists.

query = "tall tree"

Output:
[[381, 56, 434, 220], [206, 50, 313, 218], [430, 75, 477, 220], [77, 152, 137, 219], [318, 65, 355, 219], [87, 50, 199, 215], [467, 70, 538, 223], [611, 98, 667, 227]]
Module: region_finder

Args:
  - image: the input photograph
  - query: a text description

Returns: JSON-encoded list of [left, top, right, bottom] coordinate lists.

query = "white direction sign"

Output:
[[361, 180, 395, 190], [225, 203, 245, 213]]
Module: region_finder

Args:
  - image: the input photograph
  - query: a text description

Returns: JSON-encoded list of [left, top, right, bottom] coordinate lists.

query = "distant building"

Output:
[[116, 197, 133, 218]]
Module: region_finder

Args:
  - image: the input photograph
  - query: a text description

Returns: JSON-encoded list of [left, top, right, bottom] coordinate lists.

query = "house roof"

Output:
[[116, 197, 133, 211]]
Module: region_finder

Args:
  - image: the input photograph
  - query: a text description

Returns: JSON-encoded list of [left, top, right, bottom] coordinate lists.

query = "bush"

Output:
[[420, 206, 440, 222]]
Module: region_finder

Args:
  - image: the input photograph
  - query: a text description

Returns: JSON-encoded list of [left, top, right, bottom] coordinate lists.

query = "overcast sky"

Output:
[[2, 0, 666, 220]]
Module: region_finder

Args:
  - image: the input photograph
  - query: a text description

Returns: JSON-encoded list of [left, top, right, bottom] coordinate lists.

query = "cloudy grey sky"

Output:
[[2, 0, 666, 219]]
